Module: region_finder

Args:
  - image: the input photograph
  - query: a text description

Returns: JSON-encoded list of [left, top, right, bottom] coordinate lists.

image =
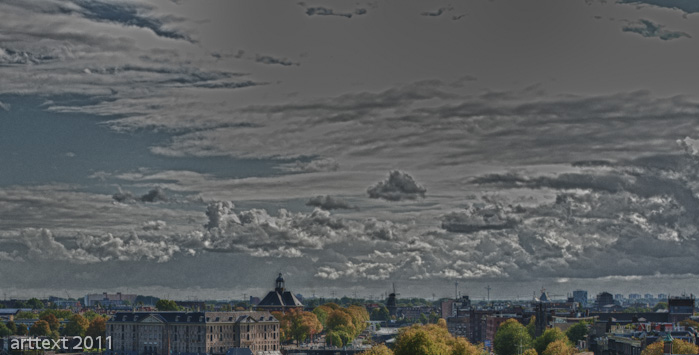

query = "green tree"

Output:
[[0, 322, 12, 337], [5, 321, 17, 334], [419, 313, 429, 325], [371, 306, 390, 321], [393, 324, 451, 355], [313, 305, 332, 327], [386, 323, 482, 355], [155, 299, 180, 311], [40, 313, 60, 332], [641, 339, 699, 355], [63, 314, 89, 336], [534, 328, 569, 355], [82, 310, 100, 321], [526, 316, 536, 338], [15, 311, 36, 319], [359, 344, 394, 355], [566, 322, 589, 344], [452, 337, 482, 355], [494, 319, 533, 355], [26, 298, 44, 309], [15, 323, 28, 335], [542, 339, 576, 355], [679, 319, 699, 329], [86, 317, 107, 339], [39, 309, 72, 319], [29, 320, 51, 336], [523, 349, 538, 355], [326, 331, 343, 347]]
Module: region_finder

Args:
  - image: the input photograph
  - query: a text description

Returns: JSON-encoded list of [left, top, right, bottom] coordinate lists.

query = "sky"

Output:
[[3, 0, 699, 302]]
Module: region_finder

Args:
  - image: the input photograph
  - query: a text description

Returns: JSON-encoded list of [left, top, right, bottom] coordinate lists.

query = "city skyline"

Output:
[[3, 0, 699, 299]]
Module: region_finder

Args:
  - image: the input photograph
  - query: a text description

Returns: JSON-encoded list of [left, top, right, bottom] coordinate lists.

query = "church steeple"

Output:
[[275, 273, 285, 293]]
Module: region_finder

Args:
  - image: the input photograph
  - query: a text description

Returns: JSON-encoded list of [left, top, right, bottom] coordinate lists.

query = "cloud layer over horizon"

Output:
[[3, 0, 699, 298]]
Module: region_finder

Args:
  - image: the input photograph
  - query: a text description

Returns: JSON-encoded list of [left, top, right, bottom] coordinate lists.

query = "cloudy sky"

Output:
[[3, 0, 699, 301]]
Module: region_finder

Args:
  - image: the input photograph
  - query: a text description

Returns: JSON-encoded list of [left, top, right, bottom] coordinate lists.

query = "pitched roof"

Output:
[[257, 291, 303, 308], [108, 311, 277, 324]]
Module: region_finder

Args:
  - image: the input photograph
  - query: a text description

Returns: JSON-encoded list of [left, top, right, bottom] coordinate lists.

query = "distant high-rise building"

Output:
[[84, 292, 137, 307], [596, 292, 615, 308], [573, 290, 588, 307], [644, 294, 654, 300], [658, 293, 668, 300], [628, 293, 641, 300], [614, 294, 624, 300]]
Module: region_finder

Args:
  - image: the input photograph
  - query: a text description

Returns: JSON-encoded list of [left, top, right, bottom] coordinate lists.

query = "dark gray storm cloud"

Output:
[[619, 0, 699, 14], [421, 7, 452, 17], [140, 187, 168, 202], [112, 188, 168, 203], [255, 54, 300, 67], [306, 195, 356, 210], [441, 204, 520, 233], [622, 19, 690, 40], [277, 158, 340, 173], [69, 0, 191, 41], [367, 170, 426, 201], [304, 6, 367, 18]]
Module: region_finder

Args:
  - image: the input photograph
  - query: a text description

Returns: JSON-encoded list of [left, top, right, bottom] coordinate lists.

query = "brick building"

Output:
[[106, 311, 280, 355]]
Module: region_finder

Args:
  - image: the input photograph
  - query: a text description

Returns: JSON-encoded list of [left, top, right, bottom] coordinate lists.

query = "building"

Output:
[[84, 292, 137, 307], [441, 300, 456, 319], [107, 311, 280, 355], [485, 315, 520, 346], [399, 306, 434, 321], [573, 290, 588, 307], [441, 296, 471, 319], [668, 295, 695, 323], [596, 292, 615, 309], [255, 274, 303, 313]]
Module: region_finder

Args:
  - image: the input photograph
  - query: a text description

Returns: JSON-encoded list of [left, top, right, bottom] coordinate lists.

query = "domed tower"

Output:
[[275, 273, 285, 293]]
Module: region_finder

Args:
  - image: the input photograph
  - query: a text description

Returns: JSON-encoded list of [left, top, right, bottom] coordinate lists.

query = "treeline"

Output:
[[0, 309, 107, 340], [315, 303, 369, 347], [494, 318, 583, 355], [494, 318, 699, 355], [360, 319, 481, 355], [272, 303, 370, 347]]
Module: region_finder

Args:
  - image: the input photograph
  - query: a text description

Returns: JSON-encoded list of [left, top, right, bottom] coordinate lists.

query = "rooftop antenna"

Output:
[[485, 285, 492, 302], [455, 281, 459, 300]]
